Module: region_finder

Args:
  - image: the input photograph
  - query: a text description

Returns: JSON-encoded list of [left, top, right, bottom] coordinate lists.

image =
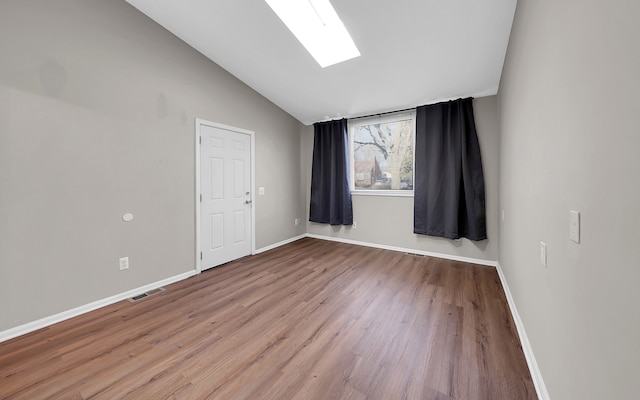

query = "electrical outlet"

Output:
[[539, 242, 547, 268], [119, 257, 129, 270], [353, 221, 357, 229]]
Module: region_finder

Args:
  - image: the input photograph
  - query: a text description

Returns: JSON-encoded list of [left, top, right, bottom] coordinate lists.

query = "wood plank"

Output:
[[0, 238, 536, 399]]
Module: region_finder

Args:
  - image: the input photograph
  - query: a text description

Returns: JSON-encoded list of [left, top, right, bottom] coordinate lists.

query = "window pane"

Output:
[[352, 119, 414, 191]]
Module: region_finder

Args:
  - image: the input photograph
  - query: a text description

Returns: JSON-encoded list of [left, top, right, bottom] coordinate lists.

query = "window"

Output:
[[349, 112, 416, 195]]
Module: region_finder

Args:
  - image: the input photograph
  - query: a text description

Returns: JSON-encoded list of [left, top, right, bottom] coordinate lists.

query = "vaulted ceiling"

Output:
[[126, 0, 517, 125]]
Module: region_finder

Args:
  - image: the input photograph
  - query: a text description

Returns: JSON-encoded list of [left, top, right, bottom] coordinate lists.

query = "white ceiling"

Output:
[[125, 0, 517, 125]]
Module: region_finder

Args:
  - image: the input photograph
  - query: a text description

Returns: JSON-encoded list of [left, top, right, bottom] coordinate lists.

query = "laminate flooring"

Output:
[[0, 238, 537, 399]]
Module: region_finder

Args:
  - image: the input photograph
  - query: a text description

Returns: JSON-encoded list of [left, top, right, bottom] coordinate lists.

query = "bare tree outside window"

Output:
[[352, 118, 414, 191]]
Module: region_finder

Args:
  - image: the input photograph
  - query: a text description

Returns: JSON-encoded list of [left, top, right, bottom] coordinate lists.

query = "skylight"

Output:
[[264, 0, 361, 68]]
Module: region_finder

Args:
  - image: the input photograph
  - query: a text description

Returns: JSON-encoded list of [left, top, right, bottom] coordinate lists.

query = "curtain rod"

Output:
[[315, 97, 473, 124], [348, 106, 416, 121]]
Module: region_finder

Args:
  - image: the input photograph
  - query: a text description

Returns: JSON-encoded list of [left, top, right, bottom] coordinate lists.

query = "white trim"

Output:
[[195, 119, 256, 274], [255, 234, 306, 254], [303, 234, 546, 398], [252, 233, 497, 269], [250, 132, 256, 256], [0, 234, 547, 400], [348, 110, 417, 196], [495, 262, 549, 400], [195, 119, 202, 273], [305, 234, 498, 268], [0, 270, 196, 344], [351, 190, 414, 197]]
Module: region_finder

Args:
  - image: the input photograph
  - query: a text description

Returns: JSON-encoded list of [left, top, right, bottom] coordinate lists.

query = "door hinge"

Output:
[[200, 193, 202, 202], [199, 136, 202, 145], [200, 252, 203, 260]]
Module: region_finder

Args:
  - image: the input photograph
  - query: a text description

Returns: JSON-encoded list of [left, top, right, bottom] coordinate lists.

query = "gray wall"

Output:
[[498, 0, 640, 398], [0, 0, 305, 332], [303, 96, 500, 263]]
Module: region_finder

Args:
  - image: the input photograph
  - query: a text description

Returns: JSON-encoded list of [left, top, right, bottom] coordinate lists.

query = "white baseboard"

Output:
[[495, 262, 549, 400], [254, 234, 306, 254], [1, 238, 548, 400], [305, 233, 498, 268], [305, 235, 547, 397], [0, 270, 197, 344]]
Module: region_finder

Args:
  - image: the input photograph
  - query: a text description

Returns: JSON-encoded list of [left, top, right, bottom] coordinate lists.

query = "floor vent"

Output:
[[405, 252, 425, 257], [128, 287, 166, 303]]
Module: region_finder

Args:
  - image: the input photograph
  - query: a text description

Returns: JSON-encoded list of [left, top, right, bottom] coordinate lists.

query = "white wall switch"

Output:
[[540, 242, 547, 267], [119, 257, 129, 270], [294, 218, 300, 225], [259, 187, 265, 195], [570, 210, 580, 243]]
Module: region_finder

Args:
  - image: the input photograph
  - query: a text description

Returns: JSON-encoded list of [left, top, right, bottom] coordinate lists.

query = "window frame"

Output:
[[348, 111, 416, 197]]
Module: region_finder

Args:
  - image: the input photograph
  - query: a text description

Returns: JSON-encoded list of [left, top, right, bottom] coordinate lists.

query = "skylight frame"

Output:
[[264, 0, 361, 68]]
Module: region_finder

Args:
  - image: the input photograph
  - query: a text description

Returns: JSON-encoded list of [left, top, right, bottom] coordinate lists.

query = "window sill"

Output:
[[351, 190, 414, 198]]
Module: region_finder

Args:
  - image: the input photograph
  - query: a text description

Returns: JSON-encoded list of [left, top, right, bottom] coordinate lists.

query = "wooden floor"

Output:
[[0, 238, 536, 400]]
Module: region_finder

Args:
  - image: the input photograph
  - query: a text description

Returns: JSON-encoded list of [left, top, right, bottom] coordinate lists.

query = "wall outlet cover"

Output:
[[570, 210, 580, 243], [540, 242, 547, 267]]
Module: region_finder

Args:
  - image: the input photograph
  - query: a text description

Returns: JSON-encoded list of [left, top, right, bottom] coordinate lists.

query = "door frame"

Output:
[[195, 118, 256, 274]]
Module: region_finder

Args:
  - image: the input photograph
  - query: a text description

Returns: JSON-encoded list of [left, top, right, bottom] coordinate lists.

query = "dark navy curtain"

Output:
[[309, 119, 353, 225], [414, 98, 487, 240]]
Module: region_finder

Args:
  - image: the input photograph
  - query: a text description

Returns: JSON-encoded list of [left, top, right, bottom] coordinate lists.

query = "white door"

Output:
[[199, 122, 253, 270]]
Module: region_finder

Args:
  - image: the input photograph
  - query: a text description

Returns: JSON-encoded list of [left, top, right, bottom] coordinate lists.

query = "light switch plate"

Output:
[[570, 210, 580, 243], [540, 242, 547, 267], [259, 187, 265, 195]]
